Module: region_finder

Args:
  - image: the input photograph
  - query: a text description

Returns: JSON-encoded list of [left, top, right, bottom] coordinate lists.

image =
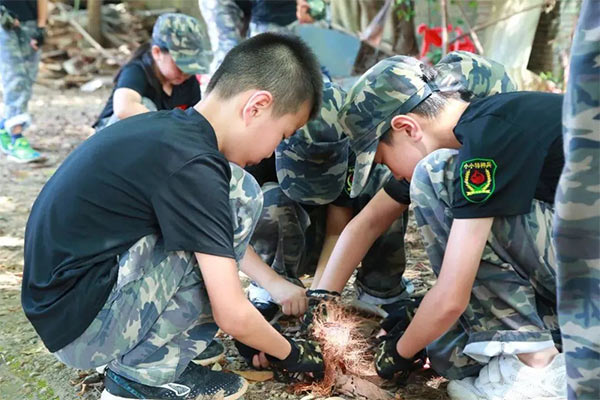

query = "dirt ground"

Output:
[[0, 84, 449, 400]]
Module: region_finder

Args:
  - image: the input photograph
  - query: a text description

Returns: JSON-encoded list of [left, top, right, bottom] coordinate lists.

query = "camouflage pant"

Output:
[[0, 21, 40, 132], [411, 149, 560, 380], [249, 164, 410, 305], [94, 97, 158, 131], [199, 0, 295, 73], [53, 164, 263, 385], [553, 0, 600, 398]]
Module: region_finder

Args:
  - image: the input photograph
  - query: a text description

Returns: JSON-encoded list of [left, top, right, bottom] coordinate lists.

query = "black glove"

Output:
[[266, 336, 324, 382], [0, 5, 17, 30], [31, 26, 45, 47], [374, 313, 426, 383], [301, 288, 340, 331], [379, 297, 421, 334], [374, 337, 416, 381]]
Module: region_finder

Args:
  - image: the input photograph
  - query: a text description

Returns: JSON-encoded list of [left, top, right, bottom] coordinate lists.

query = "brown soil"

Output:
[[0, 84, 448, 400]]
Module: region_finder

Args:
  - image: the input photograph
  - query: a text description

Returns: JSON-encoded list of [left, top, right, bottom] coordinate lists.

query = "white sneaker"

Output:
[[447, 353, 567, 400]]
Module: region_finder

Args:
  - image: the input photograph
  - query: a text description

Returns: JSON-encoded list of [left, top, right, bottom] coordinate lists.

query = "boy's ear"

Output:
[[242, 90, 273, 125], [390, 114, 422, 143], [150, 44, 162, 60]]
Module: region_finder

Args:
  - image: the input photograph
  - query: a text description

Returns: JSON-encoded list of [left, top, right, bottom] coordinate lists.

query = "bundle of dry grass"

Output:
[[294, 301, 393, 399]]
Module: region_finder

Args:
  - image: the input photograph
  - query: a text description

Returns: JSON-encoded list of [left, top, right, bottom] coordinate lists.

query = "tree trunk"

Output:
[[87, 0, 103, 46]]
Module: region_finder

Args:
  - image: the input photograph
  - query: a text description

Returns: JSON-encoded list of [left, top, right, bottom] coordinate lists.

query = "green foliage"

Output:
[[394, 0, 416, 21]]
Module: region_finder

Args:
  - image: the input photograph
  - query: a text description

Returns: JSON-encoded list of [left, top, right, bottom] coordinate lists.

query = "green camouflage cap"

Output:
[[340, 52, 517, 198], [434, 51, 518, 99], [152, 13, 210, 75], [339, 55, 436, 198], [276, 81, 349, 205]]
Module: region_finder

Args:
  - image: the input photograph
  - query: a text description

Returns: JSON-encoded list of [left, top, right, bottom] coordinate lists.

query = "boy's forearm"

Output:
[[37, 0, 47, 27], [396, 217, 493, 358], [395, 284, 464, 358], [240, 246, 283, 293], [231, 301, 292, 359], [315, 221, 377, 292], [311, 233, 340, 289]]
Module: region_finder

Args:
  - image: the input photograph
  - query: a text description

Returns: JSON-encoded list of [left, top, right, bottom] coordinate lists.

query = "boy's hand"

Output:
[[236, 335, 325, 382], [267, 277, 307, 316], [30, 26, 45, 50], [301, 288, 340, 331], [296, 0, 314, 23], [266, 337, 324, 382], [374, 338, 416, 381], [374, 313, 426, 383]]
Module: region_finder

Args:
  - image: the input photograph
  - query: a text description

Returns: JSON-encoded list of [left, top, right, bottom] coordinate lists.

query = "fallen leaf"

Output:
[[232, 370, 274, 382]]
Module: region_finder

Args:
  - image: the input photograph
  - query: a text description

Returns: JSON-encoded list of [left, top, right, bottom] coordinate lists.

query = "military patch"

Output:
[[460, 158, 497, 203], [344, 165, 354, 196]]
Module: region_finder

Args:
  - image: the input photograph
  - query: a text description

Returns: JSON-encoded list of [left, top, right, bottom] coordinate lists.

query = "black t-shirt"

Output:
[[95, 58, 201, 126], [451, 92, 564, 218], [235, 0, 297, 26], [23, 108, 235, 352], [1, 0, 36, 21], [384, 178, 411, 205]]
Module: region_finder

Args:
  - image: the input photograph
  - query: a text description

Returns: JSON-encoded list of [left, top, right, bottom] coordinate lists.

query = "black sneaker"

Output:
[[100, 362, 248, 400], [192, 339, 225, 366]]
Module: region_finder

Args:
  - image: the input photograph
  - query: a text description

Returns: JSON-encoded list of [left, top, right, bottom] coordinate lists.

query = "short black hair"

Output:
[[380, 64, 460, 144], [207, 32, 323, 120]]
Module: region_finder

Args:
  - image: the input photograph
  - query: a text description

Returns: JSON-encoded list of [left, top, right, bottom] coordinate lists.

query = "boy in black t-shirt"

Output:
[[23, 33, 323, 400], [329, 56, 567, 399]]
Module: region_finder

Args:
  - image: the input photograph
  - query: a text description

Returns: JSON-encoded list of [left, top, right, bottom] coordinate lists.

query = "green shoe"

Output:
[[0, 129, 10, 154], [7, 137, 45, 163]]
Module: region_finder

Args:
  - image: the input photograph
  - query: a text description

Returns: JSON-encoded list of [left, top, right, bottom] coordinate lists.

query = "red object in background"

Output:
[[417, 23, 476, 60]]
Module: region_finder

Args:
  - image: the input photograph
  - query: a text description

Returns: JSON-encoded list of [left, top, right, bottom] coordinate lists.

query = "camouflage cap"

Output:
[[339, 55, 436, 198], [434, 50, 518, 99], [340, 52, 517, 198], [276, 81, 349, 205], [152, 13, 210, 75]]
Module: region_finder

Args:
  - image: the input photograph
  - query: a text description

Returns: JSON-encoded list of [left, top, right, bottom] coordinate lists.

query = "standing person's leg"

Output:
[[553, 1, 600, 398], [249, 20, 296, 37], [248, 182, 312, 316], [0, 20, 43, 162], [355, 165, 412, 307], [198, 0, 245, 74], [411, 149, 565, 398]]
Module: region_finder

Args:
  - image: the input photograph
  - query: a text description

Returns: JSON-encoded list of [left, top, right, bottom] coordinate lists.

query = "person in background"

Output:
[[553, 0, 600, 398], [0, 0, 47, 163], [199, 0, 298, 74], [93, 13, 210, 130]]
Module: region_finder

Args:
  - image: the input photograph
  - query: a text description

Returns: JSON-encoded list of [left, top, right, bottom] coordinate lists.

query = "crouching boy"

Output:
[[22, 33, 324, 400], [341, 56, 566, 399]]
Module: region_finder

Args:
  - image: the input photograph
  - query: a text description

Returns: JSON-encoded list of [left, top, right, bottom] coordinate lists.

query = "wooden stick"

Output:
[[55, 2, 112, 59], [456, 1, 484, 55], [440, 0, 448, 57]]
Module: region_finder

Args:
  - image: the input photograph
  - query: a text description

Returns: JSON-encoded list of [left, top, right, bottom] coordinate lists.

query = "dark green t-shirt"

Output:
[[23, 108, 235, 352], [451, 91, 564, 218]]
